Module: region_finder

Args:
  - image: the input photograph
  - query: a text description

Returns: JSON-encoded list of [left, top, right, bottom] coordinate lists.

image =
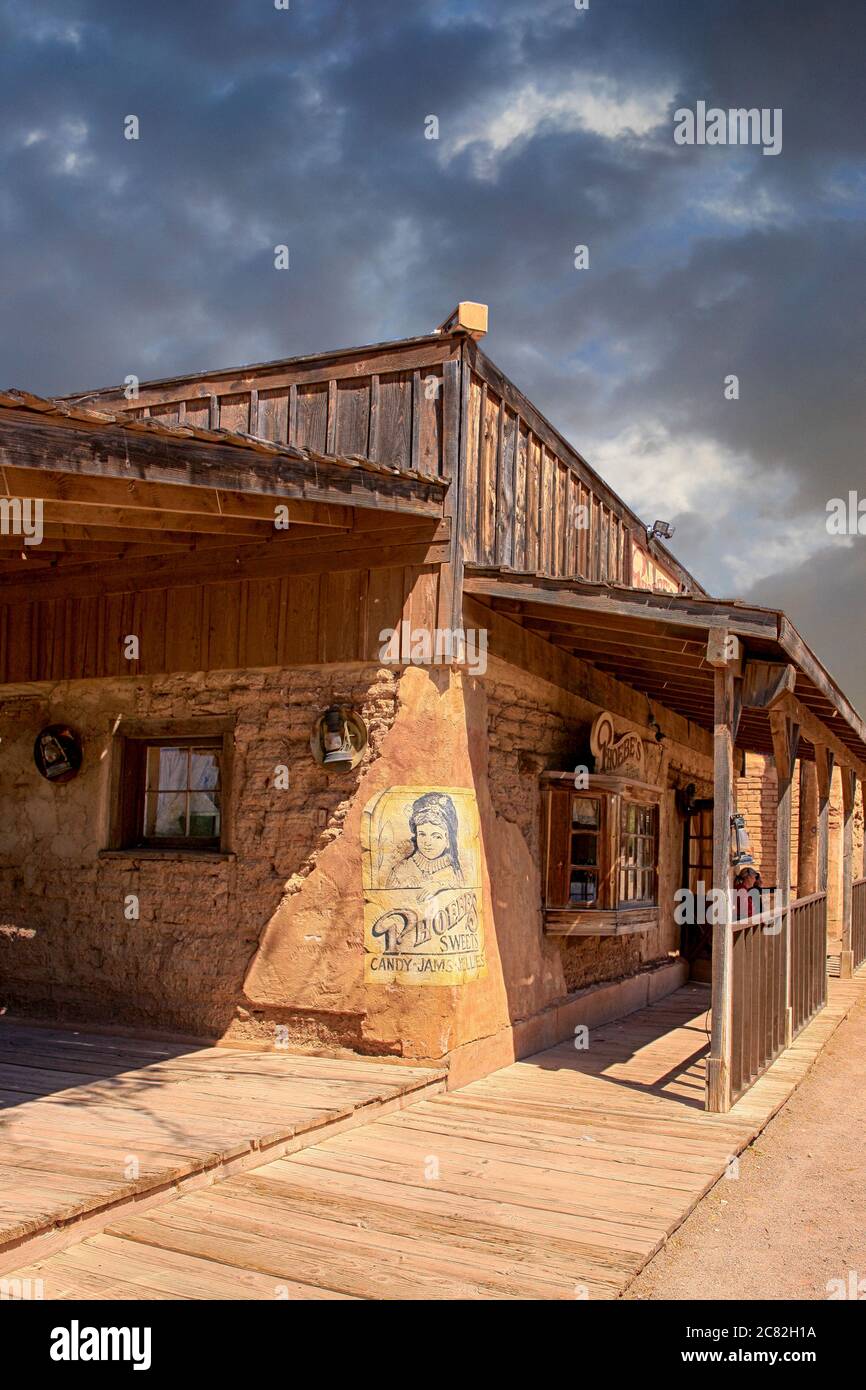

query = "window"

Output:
[[618, 800, 657, 906], [543, 782, 658, 915], [109, 722, 233, 853], [568, 796, 603, 904], [143, 743, 221, 846]]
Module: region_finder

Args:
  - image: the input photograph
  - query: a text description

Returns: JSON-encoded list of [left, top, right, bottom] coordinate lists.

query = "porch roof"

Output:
[[0, 389, 447, 504], [464, 567, 866, 777], [0, 389, 448, 590]]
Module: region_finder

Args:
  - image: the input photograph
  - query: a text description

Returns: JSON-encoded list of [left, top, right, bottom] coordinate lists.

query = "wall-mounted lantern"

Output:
[[34, 724, 83, 783], [730, 813, 754, 867], [310, 705, 367, 770]]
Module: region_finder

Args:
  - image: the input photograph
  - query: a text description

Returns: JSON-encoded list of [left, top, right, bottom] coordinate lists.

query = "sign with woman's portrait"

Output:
[[361, 787, 486, 985]]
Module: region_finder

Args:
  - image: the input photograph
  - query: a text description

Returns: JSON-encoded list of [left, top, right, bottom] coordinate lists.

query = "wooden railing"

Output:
[[729, 910, 786, 1103], [790, 892, 828, 1037], [724, 890, 827, 1107], [853, 878, 866, 973]]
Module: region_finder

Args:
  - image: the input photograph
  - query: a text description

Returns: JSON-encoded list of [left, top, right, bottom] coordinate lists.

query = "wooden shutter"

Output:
[[545, 788, 571, 907]]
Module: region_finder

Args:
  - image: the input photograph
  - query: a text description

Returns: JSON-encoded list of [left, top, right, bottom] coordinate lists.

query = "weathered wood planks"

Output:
[[0, 1021, 444, 1272], [5, 976, 864, 1300]]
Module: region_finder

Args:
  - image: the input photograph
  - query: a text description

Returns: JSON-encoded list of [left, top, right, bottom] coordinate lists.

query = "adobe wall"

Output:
[[482, 658, 713, 995], [0, 664, 402, 1041], [244, 655, 713, 1059], [0, 654, 713, 1065]]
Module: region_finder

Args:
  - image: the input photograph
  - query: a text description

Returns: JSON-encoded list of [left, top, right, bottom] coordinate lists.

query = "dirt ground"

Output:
[[623, 991, 866, 1301]]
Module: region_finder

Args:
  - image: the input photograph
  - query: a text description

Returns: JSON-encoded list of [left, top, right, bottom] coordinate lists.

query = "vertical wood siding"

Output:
[[458, 368, 637, 586], [0, 565, 443, 682], [126, 347, 457, 485]]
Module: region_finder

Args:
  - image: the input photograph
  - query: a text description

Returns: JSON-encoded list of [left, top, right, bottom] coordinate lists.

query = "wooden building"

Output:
[[1, 302, 864, 1112]]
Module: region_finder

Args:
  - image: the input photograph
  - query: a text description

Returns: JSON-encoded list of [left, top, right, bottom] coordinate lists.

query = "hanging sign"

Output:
[[34, 724, 83, 783], [589, 711, 646, 780], [361, 786, 486, 986]]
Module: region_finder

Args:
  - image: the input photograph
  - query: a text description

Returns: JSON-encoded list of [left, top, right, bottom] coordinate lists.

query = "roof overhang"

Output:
[[465, 567, 866, 777], [0, 392, 448, 591]]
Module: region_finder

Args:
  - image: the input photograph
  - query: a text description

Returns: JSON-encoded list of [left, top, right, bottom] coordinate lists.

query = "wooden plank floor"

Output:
[[5, 975, 865, 1300], [0, 1021, 445, 1271]]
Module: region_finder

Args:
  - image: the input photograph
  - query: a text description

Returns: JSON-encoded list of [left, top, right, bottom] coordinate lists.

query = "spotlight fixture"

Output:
[[647, 519, 675, 542]]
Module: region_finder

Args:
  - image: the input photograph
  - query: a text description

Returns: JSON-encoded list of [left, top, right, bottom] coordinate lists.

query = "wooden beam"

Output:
[[63, 336, 460, 413], [707, 662, 736, 1113], [778, 616, 866, 747], [742, 660, 796, 710], [12, 501, 294, 539], [524, 616, 707, 654], [463, 594, 713, 758], [465, 574, 777, 641], [0, 520, 452, 602], [841, 765, 856, 978], [0, 521, 333, 549], [2, 466, 357, 529], [770, 709, 800, 1045], [469, 575, 866, 763], [436, 353, 463, 633], [797, 759, 819, 897], [706, 627, 742, 671], [814, 743, 835, 896], [0, 416, 447, 518], [772, 689, 866, 781]]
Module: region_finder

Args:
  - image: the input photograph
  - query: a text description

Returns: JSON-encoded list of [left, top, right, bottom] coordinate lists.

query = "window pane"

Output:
[[188, 792, 221, 838], [571, 832, 598, 866], [617, 802, 657, 906], [145, 746, 189, 792], [190, 751, 220, 791], [144, 790, 188, 838], [572, 798, 600, 828], [569, 871, 597, 904]]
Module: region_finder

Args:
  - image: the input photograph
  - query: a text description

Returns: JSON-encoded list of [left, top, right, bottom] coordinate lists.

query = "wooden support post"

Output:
[[861, 779, 866, 880], [841, 766, 856, 978], [815, 744, 834, 896], [797, 759, 819, 897], [706, 630, 740, 1113], [770, 710, 799, 1047]]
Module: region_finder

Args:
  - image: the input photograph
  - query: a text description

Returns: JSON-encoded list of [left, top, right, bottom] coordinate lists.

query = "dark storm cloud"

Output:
[[747, 543, 866, 717], [0, 0, 863, 698]]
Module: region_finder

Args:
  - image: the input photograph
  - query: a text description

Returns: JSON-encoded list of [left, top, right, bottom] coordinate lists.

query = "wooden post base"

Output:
[[705, 1055, 730, 1113]]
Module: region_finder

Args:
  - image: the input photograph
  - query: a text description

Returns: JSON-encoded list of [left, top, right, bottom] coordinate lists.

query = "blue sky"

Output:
[[1, 0, 864, 705]]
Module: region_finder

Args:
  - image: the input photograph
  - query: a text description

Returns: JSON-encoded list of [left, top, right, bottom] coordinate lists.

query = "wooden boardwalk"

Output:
[[0, 1022, 445, 1272], [4, 975, 865, 1299]]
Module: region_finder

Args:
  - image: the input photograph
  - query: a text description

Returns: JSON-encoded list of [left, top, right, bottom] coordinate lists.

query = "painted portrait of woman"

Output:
[[386, 792, 464, 891]]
